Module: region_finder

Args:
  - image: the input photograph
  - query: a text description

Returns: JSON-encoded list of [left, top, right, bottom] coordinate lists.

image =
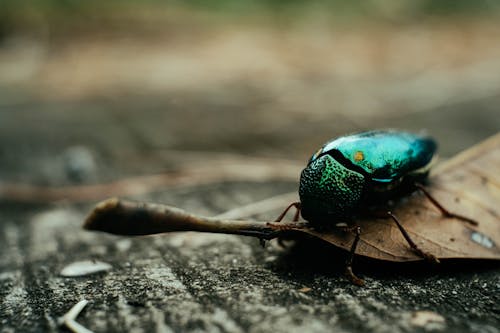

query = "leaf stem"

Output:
[[84, 198, 280, 240]]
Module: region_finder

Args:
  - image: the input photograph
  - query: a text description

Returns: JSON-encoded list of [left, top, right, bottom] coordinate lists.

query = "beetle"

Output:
[[273, 130, 478, 285]]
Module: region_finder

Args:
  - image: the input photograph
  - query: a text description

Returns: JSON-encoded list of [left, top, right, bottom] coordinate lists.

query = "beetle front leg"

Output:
[[414, 183, 478, 226], [337, 225, 364, 286], [274, 202, 301, 222], [272, 202, 301, 248], [262, 202, 302, 248]]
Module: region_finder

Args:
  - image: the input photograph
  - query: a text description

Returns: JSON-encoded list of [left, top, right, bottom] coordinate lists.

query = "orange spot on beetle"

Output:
[[354, 151, 364, 162]]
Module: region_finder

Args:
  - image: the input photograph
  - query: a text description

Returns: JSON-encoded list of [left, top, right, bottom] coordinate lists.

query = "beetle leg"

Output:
[[273, 202, 301, 248], [387, 211, 440, 263], [414, 183, 478, 226], [274, 202, 301, 222], [338, 225, 365, 286], [292, 205, 301, 222], [259, 238, 267, 248]]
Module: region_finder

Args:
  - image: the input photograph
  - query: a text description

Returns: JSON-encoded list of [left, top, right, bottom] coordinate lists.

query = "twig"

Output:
[[0, 158, 301, 204], [84, 198, 282, 240]]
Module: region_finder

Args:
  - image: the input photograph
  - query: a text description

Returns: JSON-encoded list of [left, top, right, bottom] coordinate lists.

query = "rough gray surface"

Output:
[[1, 202, 499, 333], [1, 20, 500, 332], [1, 96, 499, 333]]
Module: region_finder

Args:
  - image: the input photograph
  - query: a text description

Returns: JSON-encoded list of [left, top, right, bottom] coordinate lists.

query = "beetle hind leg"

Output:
[[387, 211, 440, 263], [415, 183, 478, 226]]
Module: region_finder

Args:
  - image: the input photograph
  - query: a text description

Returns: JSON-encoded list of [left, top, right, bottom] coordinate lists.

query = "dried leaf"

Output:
[[293, 133, 500, 261], [84, 133, 500, 263]]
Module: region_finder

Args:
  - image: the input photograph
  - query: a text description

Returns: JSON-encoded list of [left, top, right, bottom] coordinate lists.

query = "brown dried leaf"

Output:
[[294, 133, 500, 262], [84, 133, 500, 263]]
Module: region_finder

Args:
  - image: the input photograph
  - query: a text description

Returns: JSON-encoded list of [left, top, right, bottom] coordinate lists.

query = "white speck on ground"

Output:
[[60, 260, 112, 277], [408, 311, 446, 331]]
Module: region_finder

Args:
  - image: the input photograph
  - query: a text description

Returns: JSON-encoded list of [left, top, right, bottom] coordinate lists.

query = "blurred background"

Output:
[[1, 0, 499, 190]]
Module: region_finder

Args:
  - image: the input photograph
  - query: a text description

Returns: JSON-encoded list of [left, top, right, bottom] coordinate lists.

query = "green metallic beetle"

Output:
[[299, 130, 436, 221], [274, 130, 477, 285]]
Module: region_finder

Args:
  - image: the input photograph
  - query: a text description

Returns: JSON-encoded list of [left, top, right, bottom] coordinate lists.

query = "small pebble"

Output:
[[410, 311, 446, 330], [60, 260, 112, 277], [62, 146, 96, 183], [115, 239, 132, 252]]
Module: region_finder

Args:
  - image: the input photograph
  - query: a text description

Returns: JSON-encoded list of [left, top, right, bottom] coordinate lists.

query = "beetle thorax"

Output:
[[299, 154, 365, 222]]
